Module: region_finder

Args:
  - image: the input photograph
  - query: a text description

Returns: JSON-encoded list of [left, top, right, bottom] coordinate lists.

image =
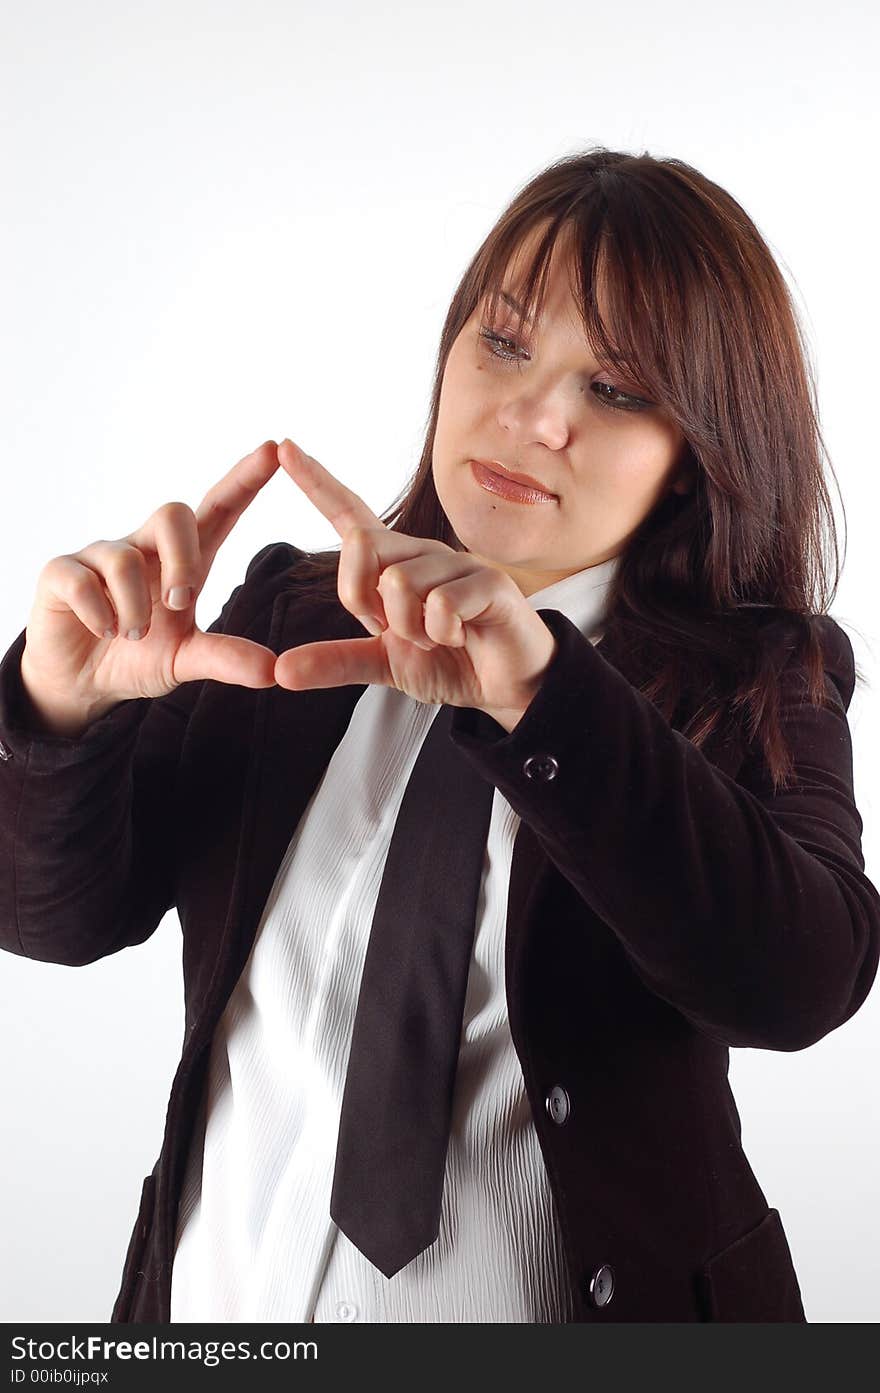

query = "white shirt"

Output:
[[169, 553, 619, 1323]]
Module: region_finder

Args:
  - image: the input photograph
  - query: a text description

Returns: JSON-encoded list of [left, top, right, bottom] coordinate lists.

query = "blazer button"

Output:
[[587, 1264, 615, 1308], [523, 753, 559, 781], [545, 1085, 571, 1124]]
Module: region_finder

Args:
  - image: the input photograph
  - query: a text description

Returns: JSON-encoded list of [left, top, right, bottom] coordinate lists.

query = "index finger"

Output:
[[192, 439, 282, 560], [277, 437, 384, 538]]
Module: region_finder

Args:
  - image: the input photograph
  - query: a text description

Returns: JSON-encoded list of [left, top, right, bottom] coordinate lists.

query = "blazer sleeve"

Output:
[[0, 540, 298, 968], [449, 607, 880, 1052]]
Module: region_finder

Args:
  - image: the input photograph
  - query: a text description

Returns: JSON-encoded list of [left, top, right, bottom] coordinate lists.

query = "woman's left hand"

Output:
[[273, 439, 558, 731]]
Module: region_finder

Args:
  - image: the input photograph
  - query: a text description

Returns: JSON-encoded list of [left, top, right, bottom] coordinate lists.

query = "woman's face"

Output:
[[432, 223, 693, 597]]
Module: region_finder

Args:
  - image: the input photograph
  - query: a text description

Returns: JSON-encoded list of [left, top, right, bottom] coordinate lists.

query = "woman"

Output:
[[1, 147, 877, 1324]]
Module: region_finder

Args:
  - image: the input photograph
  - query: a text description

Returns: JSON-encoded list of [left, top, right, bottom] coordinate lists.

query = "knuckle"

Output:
[[69, 568, 98, 600], [105, 545, 144, 579], [41, 554, 68, 581], [429, 586, 454, 611], [156, 499, 196, 525], [378, 564, 405, 592]]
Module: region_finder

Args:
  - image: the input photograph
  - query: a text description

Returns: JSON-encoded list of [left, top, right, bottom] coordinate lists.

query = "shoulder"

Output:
[[770, 611, 857, 714], [241, 539, 308, 587], [727, 611, 859, 792], [239, 539, 312, 608], [215, 540, 310, 639], [809, 614, 857, 710]]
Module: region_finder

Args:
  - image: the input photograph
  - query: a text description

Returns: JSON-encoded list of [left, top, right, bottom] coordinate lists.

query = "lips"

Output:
[[469, 458, 558, 504], [473, 459, 556, 494]]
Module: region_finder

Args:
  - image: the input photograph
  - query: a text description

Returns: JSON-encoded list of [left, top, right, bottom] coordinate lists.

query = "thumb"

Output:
[[274, 635, 388, 691], [173, 629, 278, 689]]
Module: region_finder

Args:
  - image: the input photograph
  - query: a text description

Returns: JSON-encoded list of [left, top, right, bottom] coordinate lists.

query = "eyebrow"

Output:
[[498, 289, 533, 321], [493, 285, 632, 373]]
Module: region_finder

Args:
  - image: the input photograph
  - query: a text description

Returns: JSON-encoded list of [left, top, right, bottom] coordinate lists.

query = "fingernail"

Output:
[[361, 615, 383, 637], [168, 586, 194, 609]]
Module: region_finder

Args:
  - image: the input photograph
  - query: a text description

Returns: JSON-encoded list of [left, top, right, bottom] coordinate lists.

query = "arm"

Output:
[[0, 541, 298, 967], [449, 608, 880, 1051]]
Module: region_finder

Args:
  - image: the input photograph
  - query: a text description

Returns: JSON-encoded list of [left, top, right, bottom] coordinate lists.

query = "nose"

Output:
[[495, 380, 574, 453]]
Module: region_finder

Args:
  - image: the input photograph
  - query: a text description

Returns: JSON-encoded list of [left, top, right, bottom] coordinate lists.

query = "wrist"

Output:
[[479, 703, 529, 735], [19, 654, 113, 738], [480, 628, 559, 733]]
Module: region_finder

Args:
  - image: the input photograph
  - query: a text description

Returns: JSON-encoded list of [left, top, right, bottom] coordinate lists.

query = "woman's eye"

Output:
[[478, 327, 524, 362], [478, 326, 650, 412], [591, 380, 651, 412]]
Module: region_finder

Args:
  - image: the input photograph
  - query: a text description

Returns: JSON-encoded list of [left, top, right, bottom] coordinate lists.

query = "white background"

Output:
[[1, 0, 878, 1323]]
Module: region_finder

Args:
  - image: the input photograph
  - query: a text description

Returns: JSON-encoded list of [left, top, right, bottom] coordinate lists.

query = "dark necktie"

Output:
[[329, 701, 496, 1278]]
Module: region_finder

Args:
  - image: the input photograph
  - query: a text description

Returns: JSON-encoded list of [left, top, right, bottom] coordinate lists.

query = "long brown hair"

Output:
[[287, 146, 862, 792]]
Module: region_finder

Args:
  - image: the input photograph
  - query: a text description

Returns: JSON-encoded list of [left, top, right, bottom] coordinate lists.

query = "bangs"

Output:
[[476, 206, 673, 403]]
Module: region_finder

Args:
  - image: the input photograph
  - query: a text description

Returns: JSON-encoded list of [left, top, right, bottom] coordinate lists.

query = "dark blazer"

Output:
[[1, 540, 878, 1324]]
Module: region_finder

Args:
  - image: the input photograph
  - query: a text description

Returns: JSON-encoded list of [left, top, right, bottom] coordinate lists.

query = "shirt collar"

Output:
[[524, 552, 621, 642]]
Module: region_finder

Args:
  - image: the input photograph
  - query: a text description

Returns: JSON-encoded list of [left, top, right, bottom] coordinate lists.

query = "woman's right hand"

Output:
[[19, 440, 284, 730]]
